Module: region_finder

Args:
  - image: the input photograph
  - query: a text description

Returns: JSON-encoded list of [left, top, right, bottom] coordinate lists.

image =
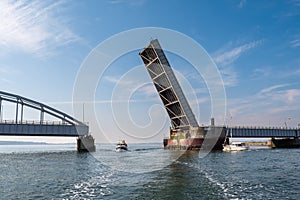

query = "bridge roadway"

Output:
[[227, 126, 300, 138], [0, 120, 88, 137]]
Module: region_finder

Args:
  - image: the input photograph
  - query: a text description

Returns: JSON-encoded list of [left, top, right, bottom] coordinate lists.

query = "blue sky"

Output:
[[0, 0, 299, 143]]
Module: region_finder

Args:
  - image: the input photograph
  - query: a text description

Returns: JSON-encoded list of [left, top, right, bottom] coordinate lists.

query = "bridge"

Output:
[[0, 91, 95, 151], [226, 126, 300, 138], [139, 39, 300, 149], [225, 126, 300, 148]]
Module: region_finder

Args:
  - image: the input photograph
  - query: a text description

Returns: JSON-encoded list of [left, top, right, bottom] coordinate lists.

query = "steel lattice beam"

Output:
[[139, 39, 198, 130]]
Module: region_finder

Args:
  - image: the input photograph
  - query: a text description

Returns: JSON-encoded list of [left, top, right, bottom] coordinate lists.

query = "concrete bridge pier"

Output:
[[77, 135, 96, 152]]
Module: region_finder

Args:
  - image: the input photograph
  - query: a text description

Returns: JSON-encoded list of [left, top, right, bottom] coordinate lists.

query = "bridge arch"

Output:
[[0, 91, 84, 126]]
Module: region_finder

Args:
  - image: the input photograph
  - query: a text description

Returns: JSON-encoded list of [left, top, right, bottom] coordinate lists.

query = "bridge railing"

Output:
[[227, 126, 300, 130], [0, 120, 88, 126]]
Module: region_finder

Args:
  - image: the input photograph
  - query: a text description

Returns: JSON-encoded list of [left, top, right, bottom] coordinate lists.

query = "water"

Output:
[[0, 144, 299, 199]]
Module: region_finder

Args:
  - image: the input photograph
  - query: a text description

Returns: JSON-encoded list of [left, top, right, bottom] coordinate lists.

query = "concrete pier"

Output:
[[77, 135, 96, 152]]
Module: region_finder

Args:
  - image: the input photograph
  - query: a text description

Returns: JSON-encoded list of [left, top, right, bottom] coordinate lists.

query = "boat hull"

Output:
[[223, 145, 248, 152], [115, 145, 128, 152], [115, 148, 128, 152]]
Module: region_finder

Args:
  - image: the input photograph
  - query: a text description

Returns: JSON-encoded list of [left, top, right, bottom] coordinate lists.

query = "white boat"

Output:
[[223, 142, 249, 152], [115, 140, 128, 152]]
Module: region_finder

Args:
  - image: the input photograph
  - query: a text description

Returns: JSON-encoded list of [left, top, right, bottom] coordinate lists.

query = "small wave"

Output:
[[134, 147, 161, 151], [61, 172, 115, 199]]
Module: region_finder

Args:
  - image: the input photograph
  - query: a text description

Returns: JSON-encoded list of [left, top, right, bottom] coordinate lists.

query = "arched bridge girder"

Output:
[[0, 91, 84, 126]]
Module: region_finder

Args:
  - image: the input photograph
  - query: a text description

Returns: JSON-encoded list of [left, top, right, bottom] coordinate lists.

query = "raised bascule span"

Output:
[[139, 39, 226, 150], [139, 39, 300, 149], [139, 39, 198, 129]]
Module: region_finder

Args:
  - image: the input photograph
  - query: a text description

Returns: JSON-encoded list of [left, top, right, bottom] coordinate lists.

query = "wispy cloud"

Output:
[[0, 0, 79, 57], [290, 0, 300, 6], [251, 68, 271, 79], [238, 0, 247, 8], [214, 40, 262, 66], [227, 84, 300, 126], [290, 39, 300, 47], [219, 66, 238, 87], [138, 84, 157, 98], [213, 40, 263, 87], [104, 75, 158, 100], [109, 0, 146, 6], [258, 84, 290, 95], [105, 75, 125, 84]]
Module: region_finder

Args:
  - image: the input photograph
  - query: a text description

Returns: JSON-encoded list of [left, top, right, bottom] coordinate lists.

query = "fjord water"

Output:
[[0, 144, 299, 199]]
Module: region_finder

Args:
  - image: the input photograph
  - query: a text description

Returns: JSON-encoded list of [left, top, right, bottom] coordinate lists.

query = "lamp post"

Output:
[[284, 117, 292, 128], [0, 105, 3, 122]]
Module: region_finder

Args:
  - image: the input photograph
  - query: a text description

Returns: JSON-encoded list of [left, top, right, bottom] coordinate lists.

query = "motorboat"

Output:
[[115, 140, 128, 152], [223, 142, 249, 152]]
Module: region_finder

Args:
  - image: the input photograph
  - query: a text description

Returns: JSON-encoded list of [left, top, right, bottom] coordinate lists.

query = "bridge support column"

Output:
[[77, 135, 96, 152]]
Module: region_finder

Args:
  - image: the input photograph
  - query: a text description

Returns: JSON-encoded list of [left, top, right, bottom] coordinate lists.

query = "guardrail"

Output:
[[0, 120, 89, 126], [227, 126, 299, 130]]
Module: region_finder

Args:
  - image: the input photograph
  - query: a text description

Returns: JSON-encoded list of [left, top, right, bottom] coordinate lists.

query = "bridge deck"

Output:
[[227, 126, 300, 138], [0, 122, 88, 137]]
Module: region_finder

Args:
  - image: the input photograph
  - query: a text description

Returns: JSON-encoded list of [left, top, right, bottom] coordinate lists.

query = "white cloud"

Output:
[[219, 66, 238, 87], [290, 39, 300, 47], [0, 0, 79, 57], [104, 75, 134, 85], [286, 89, 300, 102], [190, 97, 208, 106], [227, 84, 300, 126], [214, 40, 262, 66], [269, 105, 300, 114], [109, 0, 146, 6], [258, 84, 290, 94], [138, 84, 157, 98], [212, 40, 262, 87], [256, 84, 300, 103], [290, 0, 300, 6], [251, 68, 273, 80], [103, 75, 158, 101], [104, 75, 122, 84]]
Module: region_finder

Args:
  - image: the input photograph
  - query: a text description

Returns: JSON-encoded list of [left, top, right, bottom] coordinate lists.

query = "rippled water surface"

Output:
[[0, 144, 299, 199]]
